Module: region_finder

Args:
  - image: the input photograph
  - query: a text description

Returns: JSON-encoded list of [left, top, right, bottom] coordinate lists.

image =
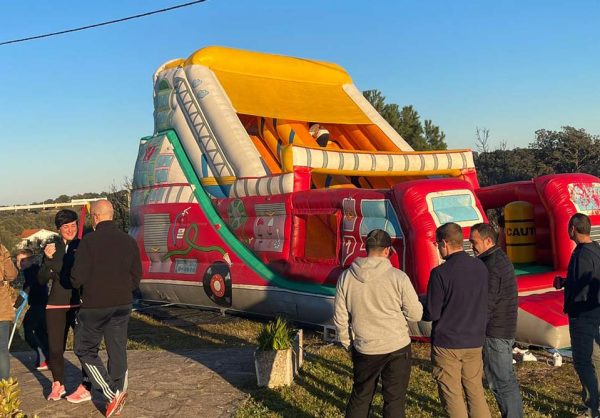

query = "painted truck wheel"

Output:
[[203, 261, 232, 307]]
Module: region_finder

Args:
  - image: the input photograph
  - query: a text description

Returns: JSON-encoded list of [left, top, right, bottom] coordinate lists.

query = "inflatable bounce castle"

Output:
[[130, 46, 600, 348]]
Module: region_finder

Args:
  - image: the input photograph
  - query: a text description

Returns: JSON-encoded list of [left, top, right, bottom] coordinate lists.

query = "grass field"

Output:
[[10, 305, 584, 417]]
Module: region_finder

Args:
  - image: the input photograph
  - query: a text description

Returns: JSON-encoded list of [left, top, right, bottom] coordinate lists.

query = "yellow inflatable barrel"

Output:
[[504, 201, 536, 263]]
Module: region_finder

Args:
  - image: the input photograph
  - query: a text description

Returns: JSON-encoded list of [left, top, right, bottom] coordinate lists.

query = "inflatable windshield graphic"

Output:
[[130, 46, 600, 348]]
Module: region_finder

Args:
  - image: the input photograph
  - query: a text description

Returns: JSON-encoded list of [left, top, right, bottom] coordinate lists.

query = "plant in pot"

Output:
[[254, 317, 296, 388]]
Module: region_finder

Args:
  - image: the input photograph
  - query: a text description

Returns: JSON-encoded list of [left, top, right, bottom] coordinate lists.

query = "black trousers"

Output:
[[46, 308, 76, 384], [346, 344, 412, 418], [23, 305, 48, 364], [74, 305, 131, 401]]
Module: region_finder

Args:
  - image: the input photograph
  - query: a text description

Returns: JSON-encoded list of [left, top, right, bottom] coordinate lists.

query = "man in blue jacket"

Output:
[[424, 222, 491, 418], [470, 223, 522, 418], [555, 213, 600, 418]]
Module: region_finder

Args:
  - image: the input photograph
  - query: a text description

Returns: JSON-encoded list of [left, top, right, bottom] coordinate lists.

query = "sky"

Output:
[[1, 0, 599, 205]]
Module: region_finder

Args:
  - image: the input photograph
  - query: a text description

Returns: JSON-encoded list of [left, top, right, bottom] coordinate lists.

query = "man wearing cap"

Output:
[[425, 222, 491, 418], [334, 229, 423, 418]]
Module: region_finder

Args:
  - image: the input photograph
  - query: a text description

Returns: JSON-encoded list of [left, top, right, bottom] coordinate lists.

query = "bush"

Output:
[[0, 378, 38, 418], [257, 317, 294, 351]]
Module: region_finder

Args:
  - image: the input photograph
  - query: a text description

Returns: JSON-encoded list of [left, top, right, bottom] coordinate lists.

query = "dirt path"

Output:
[[11, 348, 255, 417]]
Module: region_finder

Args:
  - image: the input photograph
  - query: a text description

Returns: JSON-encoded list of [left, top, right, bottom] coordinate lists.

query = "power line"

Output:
[[0, 0, 207, 46]]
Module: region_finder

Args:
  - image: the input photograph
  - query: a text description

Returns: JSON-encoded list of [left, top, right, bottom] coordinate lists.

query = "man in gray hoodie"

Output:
[[334, 229, 423, 418]]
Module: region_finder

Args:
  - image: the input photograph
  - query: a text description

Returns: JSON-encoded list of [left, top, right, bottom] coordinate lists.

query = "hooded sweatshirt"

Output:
[[333, 257, 423, 355]]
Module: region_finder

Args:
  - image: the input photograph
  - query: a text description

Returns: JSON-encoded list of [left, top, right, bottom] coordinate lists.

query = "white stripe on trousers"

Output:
[[85, 363, 115, 400]]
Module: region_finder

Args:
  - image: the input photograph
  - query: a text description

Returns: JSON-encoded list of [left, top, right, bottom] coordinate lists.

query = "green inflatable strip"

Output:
[[513, 263, 554, 276], [160, 130, 336, 297]]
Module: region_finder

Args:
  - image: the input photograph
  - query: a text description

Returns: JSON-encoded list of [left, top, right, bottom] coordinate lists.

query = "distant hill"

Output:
[[0, 190, 130, 252]]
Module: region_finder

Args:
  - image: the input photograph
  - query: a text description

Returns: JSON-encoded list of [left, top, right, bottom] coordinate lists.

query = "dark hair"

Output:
[[569, 213, 591, 235], [366, 229, 392, 253], [55, 209, 78, 229], [436, 222, 464, 248], [471, 223, 498, 244]]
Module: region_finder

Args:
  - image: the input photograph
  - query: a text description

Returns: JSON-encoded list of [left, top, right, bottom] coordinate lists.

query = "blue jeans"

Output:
[[0, 321, 10, 380], [569, 309, 600, 416], [483, 337, 523, 418]]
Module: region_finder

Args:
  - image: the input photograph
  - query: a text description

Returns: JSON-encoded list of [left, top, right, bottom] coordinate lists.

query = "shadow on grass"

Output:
[[520, 385, 580, 417]]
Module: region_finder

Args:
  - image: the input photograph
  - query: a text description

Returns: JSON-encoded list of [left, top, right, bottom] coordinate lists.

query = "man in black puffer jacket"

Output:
[[470, 223, 522, 418]]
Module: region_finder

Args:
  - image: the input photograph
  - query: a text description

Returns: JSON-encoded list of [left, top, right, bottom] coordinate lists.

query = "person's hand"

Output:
[[44, 243, 56, 260], [553, 276, 566, 290]]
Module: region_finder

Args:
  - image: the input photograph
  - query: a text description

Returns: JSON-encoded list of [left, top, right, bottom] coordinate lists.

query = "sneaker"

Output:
[[522, 350, 538, 362], [47, 381, 66, 401], [105, 390, 127, 418], [66, 384, 92, 404], [36, 361, 48, 371]]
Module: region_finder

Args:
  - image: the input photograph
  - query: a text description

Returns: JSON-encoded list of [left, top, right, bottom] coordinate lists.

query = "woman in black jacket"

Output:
[[38, 210, 90, 402]]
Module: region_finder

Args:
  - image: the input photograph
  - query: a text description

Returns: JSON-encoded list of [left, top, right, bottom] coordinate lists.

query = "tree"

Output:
[[529, 126, 600, 176], [107, 177, 132, 232], [363, 89, 447, 151], [424, 119, 447, 151], [473, 128, 553, 186]]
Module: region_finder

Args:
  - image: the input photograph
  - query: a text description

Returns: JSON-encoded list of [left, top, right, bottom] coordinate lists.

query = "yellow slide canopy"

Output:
[[184, 46, 371, 124]]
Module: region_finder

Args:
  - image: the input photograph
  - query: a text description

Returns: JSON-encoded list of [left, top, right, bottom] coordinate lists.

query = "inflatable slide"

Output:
[[130, 46, 597, 348]]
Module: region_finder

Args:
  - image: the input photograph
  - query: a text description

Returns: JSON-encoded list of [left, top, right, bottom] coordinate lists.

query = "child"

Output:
[[16, 249, 49, 370]]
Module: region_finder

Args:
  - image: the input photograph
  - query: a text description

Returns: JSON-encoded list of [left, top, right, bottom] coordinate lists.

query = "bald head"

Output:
[[91, 200, 114, 228]]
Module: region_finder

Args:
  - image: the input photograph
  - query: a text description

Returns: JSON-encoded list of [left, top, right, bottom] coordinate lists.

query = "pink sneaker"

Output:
[[36, 361, 48, 371], [66, 384, 92, 404], [105, 390, 127, 417], [47, 381, 66, 401]]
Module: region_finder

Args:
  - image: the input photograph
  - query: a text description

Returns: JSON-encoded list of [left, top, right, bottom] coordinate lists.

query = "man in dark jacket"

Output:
[[470, 223, 523, 418], [71, 200, 142, 417], [554, 213, 600, 418], [424, 222, 491, 418]]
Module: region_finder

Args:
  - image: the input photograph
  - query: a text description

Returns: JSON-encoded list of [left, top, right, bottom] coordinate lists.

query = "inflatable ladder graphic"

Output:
[[174, 76, 234, 178]]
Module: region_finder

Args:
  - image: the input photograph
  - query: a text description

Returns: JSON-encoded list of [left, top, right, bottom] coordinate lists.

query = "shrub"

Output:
[[257, 317, 294, 351], [0, 378, 39, 418]]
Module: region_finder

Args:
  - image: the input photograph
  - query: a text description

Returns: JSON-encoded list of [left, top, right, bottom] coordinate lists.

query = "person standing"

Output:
[[1, 243, 18, 380], [38, 209, 91, 401], [15, 249, 49, 371], [554, 213, 600, 418], [334, 229, 423, 418], [424, 222, 491, 418], [470, 223, 523, 418], [71, 200, 142, 417]]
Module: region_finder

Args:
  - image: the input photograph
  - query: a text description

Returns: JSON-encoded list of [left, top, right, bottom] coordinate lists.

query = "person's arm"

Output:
[[487, 267, 502, 320], [566, 251, 595, 296], [333, 273, 352, 350], [399, 272, 423, 322], [1, 245, 17, 281], [130, 240, 142, 291], [70, 239, 92, 289], [38, 244, 63, 285], [423, 269, 444, 322]]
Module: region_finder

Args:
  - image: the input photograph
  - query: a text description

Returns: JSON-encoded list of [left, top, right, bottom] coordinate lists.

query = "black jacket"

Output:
[[424, 251, 488, 349], [71, 221, 142, 309], [478, 246, 518, 339], [564, 242, 600, 317], [38, 239, 81, 306], [22, 264, 48, 306]]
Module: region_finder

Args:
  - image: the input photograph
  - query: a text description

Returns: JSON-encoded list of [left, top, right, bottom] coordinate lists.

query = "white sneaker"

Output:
[[522, 351, 538, 362]]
